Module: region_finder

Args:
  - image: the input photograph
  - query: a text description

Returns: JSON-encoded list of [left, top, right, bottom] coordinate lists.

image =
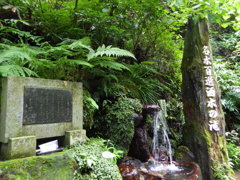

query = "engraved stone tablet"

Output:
[[23, 88, 72, 125]]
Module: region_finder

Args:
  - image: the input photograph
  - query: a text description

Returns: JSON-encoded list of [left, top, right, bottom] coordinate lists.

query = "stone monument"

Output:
[[182, 18, 231, 179], [0, 76, 86, 159]]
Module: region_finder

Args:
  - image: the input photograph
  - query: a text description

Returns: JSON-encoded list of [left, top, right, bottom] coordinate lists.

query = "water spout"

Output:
[[119, 103, 202, 180], [152, 110, 173, 164]]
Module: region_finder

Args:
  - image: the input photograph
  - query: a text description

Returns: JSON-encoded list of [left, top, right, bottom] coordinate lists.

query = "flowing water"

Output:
[[147, 109, 202, 179], [119, 108, 202, 180], [119, 106, 202, 180], [152, 110, 173, 164]]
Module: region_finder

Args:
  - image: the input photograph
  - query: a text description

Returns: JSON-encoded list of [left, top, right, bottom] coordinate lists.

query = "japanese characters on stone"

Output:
[[202, 46, 220, 132]]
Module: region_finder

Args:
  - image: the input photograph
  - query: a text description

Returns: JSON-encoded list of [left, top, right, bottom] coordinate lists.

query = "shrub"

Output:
[[94, 97, 142, 153], [226, 130, 240, 170], [69, 138, 122, 180]]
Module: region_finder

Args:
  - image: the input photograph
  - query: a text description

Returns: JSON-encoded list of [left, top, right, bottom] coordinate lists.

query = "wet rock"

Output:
[[128, 105, 161, 162], [175, 146, 195, 162], [118, 164, 140, 180], [142, 105, 161, 117], [119, 156, 142, 168], [132, 113, 143, 127], [128, 126, 151, 162]]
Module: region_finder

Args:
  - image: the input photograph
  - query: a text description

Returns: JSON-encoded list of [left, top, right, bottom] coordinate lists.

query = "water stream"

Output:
[[151, 110, 180, 171], [119, 105, 202, 180], [152, 110, 173, 163]]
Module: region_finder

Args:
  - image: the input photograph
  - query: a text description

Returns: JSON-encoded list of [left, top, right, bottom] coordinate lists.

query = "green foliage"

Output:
[[167, 0, 240, 30], [69, 138, 122, 180], [175, 145, 190, 160], [94, 97, 142, 152], [226, 130, 240, 170], [118, 63, 163, 104], [212, 29, 240, 128], [167, 98, 184, 129], [212, 161, 235, 180], [1, 0, 184, 108], [0, 43, 47, 77], [227, 142, 240, 170], [83, 90, 99, 129], [0, 19, 43, 44], [88, 44, 136, 60]]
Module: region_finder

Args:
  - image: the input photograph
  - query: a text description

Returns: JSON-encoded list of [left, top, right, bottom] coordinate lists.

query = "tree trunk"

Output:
[[182, 18, 232, 180]]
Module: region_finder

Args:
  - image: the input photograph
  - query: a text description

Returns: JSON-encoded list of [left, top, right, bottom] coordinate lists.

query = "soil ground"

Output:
[[235, 171, 240, 179]]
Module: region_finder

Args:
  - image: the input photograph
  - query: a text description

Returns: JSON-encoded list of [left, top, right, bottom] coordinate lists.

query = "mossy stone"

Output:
[[0, 152, 77, 180]]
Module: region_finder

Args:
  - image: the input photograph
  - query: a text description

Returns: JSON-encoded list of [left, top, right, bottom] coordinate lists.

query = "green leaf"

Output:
[[221, 23, 230, 28], [87, 159, 95, 167], [140, 61, 156, 64], [69, 59, 94, 67], [93, 60, 130, 71], [192, 4, 201, 9], [88, 45, 136, 60], [0, 65, 38, 77], [86, 97, 99, 109]]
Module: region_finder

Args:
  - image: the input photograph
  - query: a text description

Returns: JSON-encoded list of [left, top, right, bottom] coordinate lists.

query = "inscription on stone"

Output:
[[23, 87, 72, 125]]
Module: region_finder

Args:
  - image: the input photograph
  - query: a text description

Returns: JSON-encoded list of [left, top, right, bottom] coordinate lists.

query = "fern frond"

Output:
[[69, 40, 93, 51], [0, 43, 54, 76], [0, 44, 32, 64], [0, 65, 38, 77], [45, 46, 72, 58], [92, 60, 130, 71], [29, 58, 56, 70], [68, 59, 94, 68], [54, 56, 93, 68], [0, 20, 43, 44], [88, 45, 136, 60]]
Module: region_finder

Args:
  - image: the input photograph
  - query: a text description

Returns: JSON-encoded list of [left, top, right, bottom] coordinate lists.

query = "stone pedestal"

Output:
[[64, 129, 87, 146], [1, 136, 36, 160]]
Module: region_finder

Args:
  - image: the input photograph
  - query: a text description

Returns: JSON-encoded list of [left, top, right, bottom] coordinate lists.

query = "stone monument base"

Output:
[[0, 130, 87, 160], [1, 136, 36, 160], [65, 129, 87, 146]]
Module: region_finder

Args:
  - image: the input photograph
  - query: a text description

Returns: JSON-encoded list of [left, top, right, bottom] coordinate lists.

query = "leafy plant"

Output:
[[212, 161, 235, 180], [69, 138, 122, 180], [0, 43, 49, 77], [227, 142, 240, 170], [212, 29, 240, 130], [0, 19, 43, 44], [226, 130, 240, 170], [93, 97, 142, 153]]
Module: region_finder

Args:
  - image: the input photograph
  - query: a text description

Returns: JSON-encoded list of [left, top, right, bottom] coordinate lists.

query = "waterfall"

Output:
[[152, 110, 173, 164]]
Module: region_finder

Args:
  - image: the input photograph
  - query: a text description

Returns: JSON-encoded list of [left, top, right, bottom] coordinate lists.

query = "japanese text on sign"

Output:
[[202, 46, 220, 132]]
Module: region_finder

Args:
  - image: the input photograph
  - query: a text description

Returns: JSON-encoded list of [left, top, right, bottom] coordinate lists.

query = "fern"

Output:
[[0, 19, 43, 44], [87, 45, 136, 60], [69, 39, 93, 52], [51, 39, 134, 71], [56, 56, 93, 68], [69, 59, 94, 68], [92, 60, 130, 71], [0, 43, 54, 77], [0, 44, 32, 63], [0, 65, 38, 77]]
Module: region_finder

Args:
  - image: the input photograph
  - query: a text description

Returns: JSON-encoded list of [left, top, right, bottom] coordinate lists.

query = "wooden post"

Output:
[[182, 18, 232, 180]]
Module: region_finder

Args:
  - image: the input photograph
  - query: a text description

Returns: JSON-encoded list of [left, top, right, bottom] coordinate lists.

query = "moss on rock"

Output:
[[0, 138, 123, 180], [0, 152, 77, 180]]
